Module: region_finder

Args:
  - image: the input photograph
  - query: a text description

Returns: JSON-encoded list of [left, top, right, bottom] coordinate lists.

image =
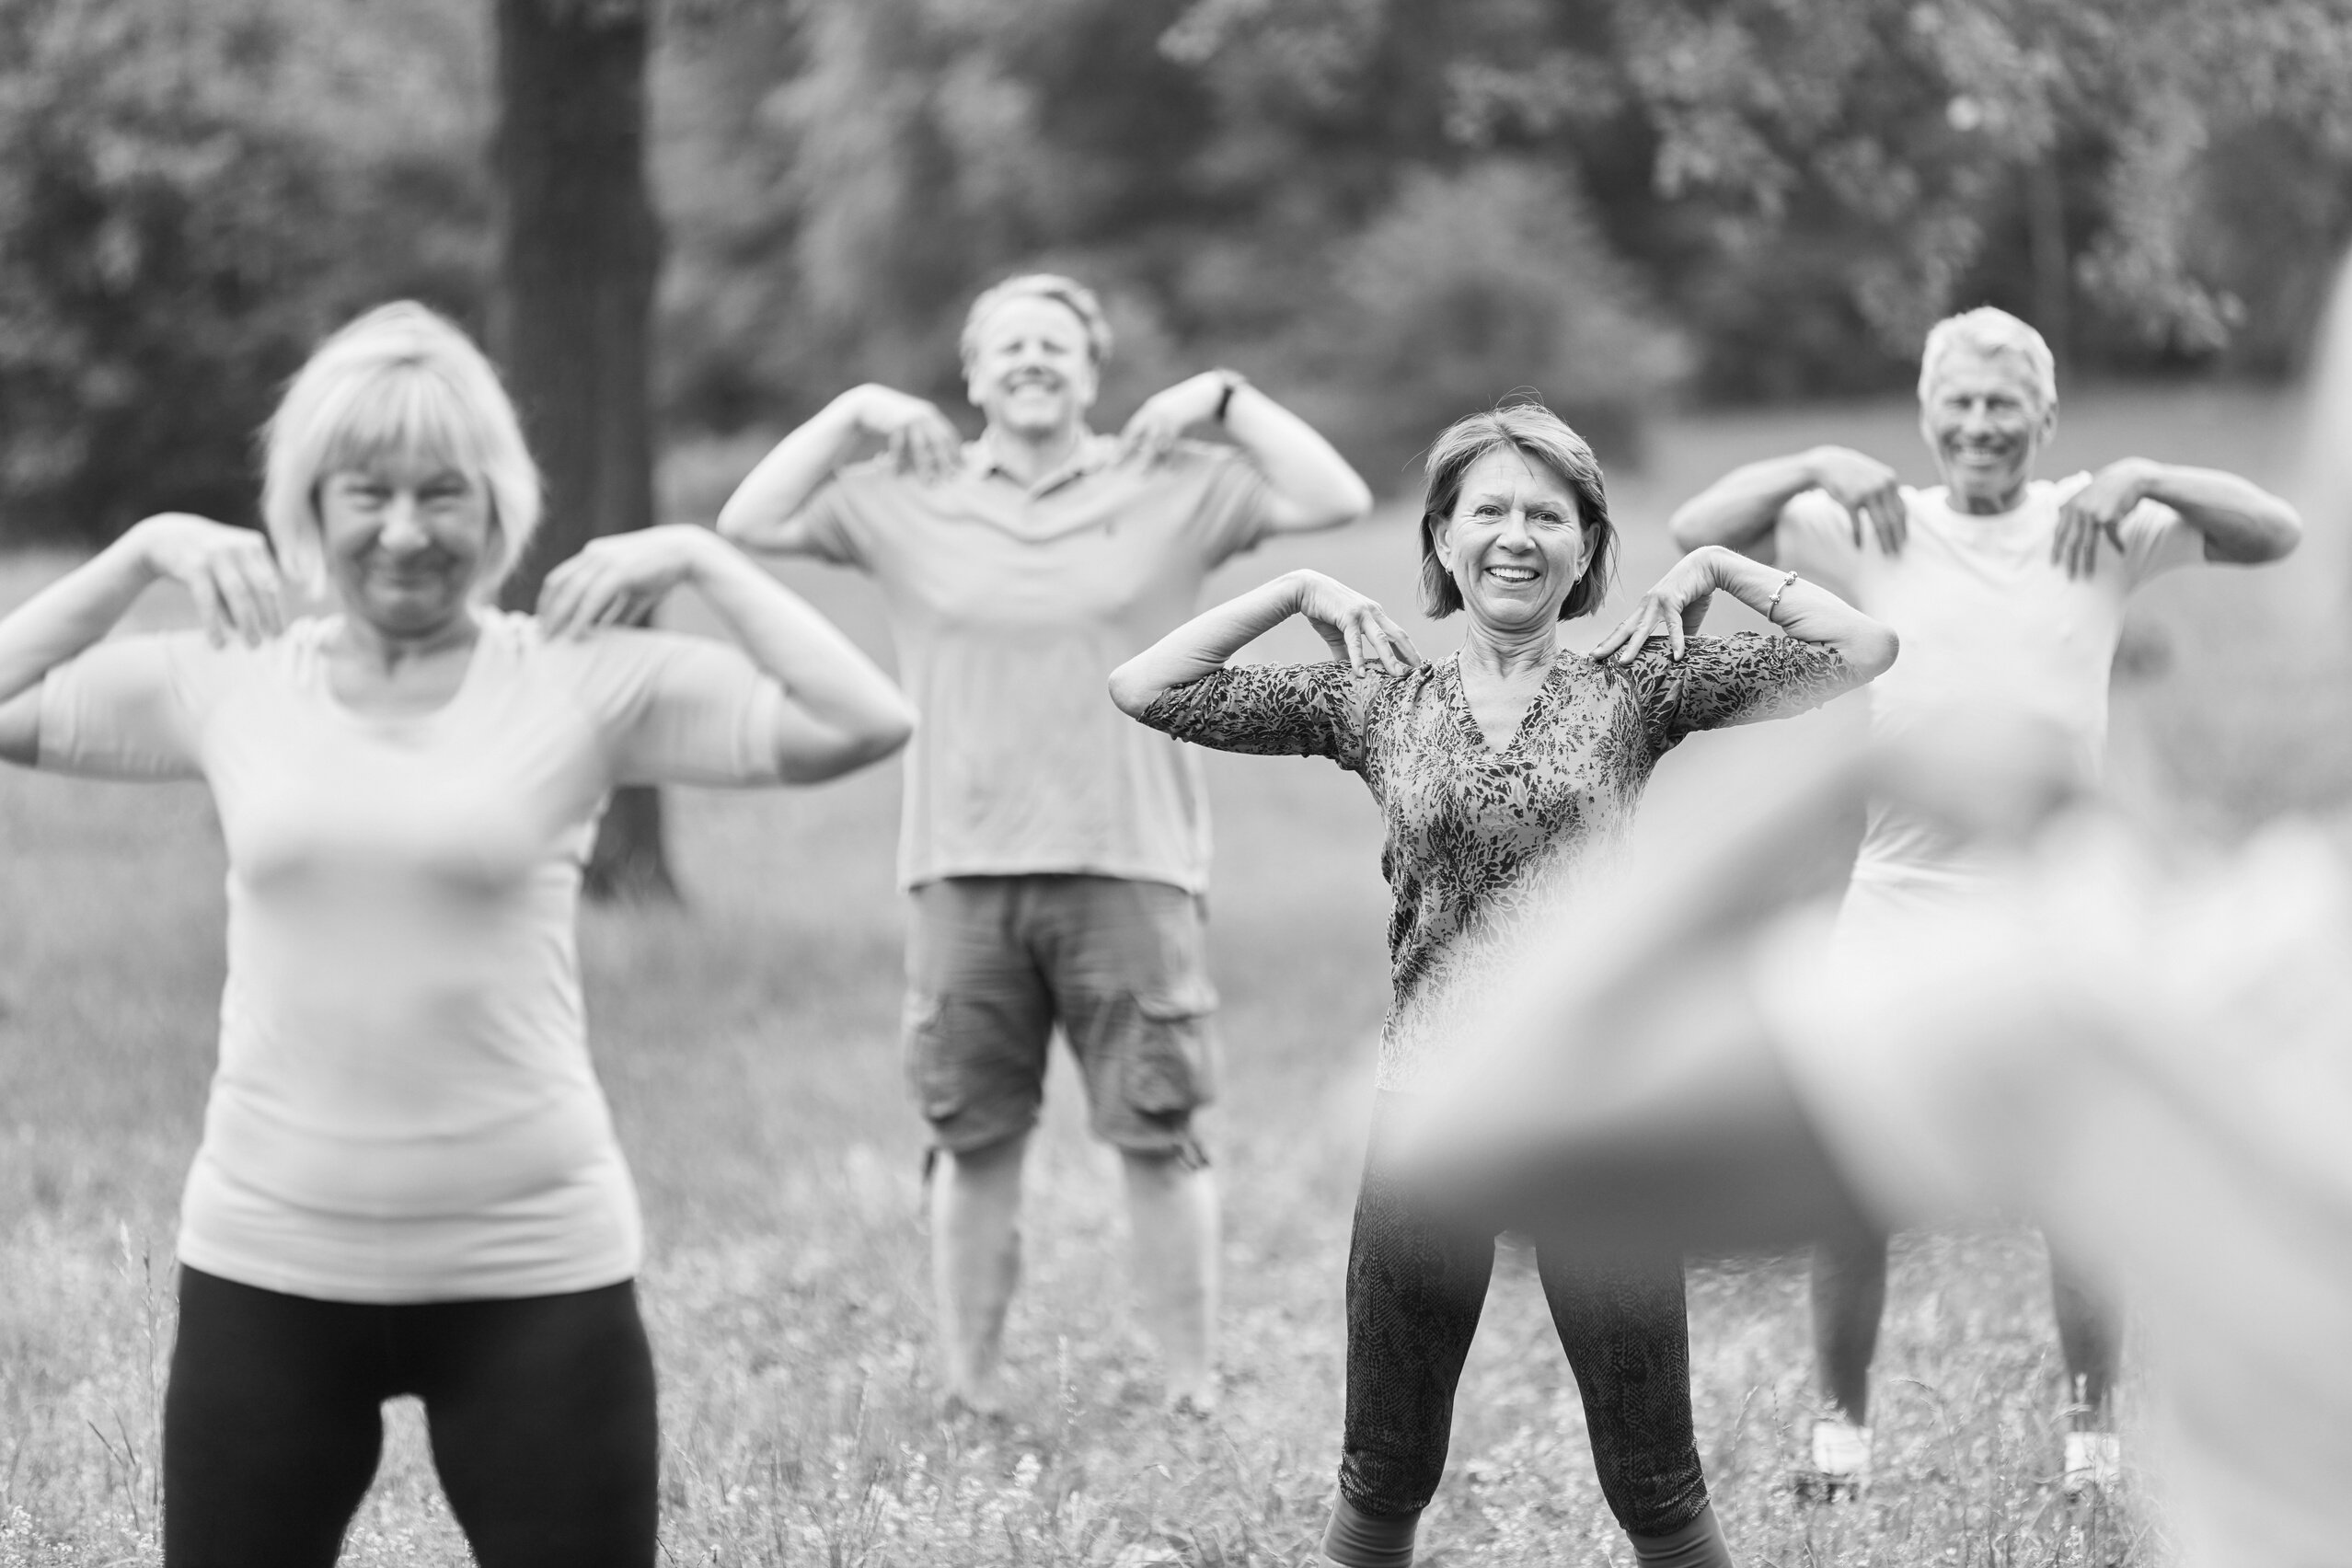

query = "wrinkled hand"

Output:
[[536, 525, 714, 639], [1810, 446, 1906, 555], [2053, 459, 2149, 579], [133, 513, 286, 647], [1118, 373, 1225, 467], [854, 386, 963, 481], [1591, 548, 1722, 663], [1290, 570, 1421, 676]]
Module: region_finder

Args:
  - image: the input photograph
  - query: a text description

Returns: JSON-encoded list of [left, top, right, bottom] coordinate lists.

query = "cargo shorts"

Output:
[[902, 874, 1218, 1159]]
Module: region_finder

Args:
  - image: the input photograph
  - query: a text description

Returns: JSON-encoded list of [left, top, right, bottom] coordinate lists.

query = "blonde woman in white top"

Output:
[[0, 302, 914, 1568]]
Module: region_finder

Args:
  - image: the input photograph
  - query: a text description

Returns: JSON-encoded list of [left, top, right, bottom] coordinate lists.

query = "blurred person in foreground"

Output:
[[1110, 401, 1897, 1568], [1391, 708, 2352, 1568], [1668, 306, 2302, 1495], [0, 303, 915, 1567], [715, 273, 1372, 1414]]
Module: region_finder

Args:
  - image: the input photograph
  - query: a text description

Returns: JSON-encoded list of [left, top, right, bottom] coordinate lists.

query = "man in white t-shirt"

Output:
[[718, 274, 1372, 1416], [1667, 307, 2301, 1494]]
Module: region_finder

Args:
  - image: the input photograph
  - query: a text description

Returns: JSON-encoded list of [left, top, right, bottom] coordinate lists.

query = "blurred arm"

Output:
[[1670, 446, 1906, 559], [1401, 741, 1884, 1252], [716, 385, 956, 556], [683, 531, 915, 780], [1121, 373, 1373, 534], [2139, 461, 2301, 563], [2056, 458, 2304, 578], [0, 515, 282, 765], [537, 525, 915, 782], [1222, 382, 1374, 534]]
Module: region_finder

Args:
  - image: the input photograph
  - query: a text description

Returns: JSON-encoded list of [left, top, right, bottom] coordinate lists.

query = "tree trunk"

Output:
[[2025, 153, 2071, 379], [491, 0, 674, 902]]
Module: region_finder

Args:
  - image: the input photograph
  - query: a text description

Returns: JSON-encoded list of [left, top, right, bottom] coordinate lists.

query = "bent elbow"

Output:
[[1331, 474, 1376, 526], [1852, 624, 1899, 682], [1106, 662, 1153, 719], [1665, 506, 1706, 553], [2259, 506, 2304, 562], [866, 693, 917, 761], [713, 501, 756, 546]]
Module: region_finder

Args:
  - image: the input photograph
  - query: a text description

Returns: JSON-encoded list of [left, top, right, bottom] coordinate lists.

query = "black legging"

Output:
[[1337, 1099, 1712, 1537], [164, 1266, 658, 1568]]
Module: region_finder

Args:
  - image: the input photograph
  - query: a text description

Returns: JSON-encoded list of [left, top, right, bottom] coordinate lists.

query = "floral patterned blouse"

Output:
[[1136, 635, 1862, 1090]]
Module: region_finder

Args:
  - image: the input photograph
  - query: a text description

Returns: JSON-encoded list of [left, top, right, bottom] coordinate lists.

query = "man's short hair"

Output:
[[1918, 307, 2058, 410], [960, 274, 1113, 368]]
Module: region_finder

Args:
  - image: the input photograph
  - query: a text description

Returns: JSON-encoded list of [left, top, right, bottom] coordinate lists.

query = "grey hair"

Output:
[[1418, 402, 1618, 622], [959, 274, 1113, 367], [260, 302, 541, 598], [1918, 307, 2058, 410]]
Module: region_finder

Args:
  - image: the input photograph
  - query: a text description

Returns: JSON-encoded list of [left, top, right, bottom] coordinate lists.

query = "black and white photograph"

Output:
[[1, 1, 2348, 1564]]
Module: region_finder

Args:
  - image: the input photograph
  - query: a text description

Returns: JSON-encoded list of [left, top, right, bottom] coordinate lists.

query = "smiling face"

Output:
[[317, 449, 495, 639], [963, 295, 1099, 441], [1430, 445, 1589, 633], [1920, 348, 2055, 513]]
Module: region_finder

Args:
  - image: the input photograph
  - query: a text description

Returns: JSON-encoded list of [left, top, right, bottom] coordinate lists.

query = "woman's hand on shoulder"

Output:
[[1590, 548, 1724, 665], [536, 524, 721, 639], [1286, 570, 1421, 677], [130, 513, 286, 648]]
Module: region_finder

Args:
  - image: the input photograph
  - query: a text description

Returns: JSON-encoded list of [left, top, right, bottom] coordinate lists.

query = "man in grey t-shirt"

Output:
[[720, 274, 1371, 1413]]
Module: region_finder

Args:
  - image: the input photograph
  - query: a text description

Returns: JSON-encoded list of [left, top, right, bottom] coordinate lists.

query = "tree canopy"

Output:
[[5, 0, 2349, 542]]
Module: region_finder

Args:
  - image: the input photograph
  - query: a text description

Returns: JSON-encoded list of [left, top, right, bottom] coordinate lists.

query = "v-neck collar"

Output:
[[1447, 651, 1566, 759]]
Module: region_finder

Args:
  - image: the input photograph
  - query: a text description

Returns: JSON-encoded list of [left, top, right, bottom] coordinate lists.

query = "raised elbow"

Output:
[[1666, 504, 1710, 553], [1106, 660, 1155, 720], [2254, 502, 2304, 563], [869, 698, 917, 759], [713, 498, 758, 547], [1330, 472, 1376, 527], [1850, 622, 1899, 682]]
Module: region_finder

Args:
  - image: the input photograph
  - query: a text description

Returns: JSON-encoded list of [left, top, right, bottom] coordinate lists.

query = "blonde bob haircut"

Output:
[[1917, 306, 2058, 412], [260, 301, 542, 597], [1418, 401, 1619, 622], [958, 273, 1114, 368]]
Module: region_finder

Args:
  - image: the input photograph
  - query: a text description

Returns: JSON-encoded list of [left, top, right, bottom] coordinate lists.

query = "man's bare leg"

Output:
[[931, 1132, 1029, 1414], [1120, 1147, 1219, 1410]]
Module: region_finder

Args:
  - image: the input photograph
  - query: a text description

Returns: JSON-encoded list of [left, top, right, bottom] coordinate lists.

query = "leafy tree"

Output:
[[0, 0, 488, 544], [1159, 0, 2352, 394]]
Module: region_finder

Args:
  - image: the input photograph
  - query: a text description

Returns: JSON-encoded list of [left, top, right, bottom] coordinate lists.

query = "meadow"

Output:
[[1, 386, 2339, 1566]]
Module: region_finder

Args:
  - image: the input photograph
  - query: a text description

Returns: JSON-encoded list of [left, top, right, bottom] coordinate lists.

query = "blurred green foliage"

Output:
[[5, 0, 2350, 542], [0, 0, 490, 542]]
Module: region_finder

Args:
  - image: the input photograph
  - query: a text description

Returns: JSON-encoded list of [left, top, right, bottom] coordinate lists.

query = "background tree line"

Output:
[[6, 0, 2351, 548]]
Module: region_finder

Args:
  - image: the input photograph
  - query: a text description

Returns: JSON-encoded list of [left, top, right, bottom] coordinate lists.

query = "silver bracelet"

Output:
[[1765, 569, 1799, 620]]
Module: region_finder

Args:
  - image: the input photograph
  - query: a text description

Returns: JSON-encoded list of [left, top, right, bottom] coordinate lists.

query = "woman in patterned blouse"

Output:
[[1109, 403, 1896, 1568]]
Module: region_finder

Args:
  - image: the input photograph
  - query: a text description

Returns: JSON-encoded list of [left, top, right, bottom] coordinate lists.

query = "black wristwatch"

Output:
[[1213, 369, 1249, 424]]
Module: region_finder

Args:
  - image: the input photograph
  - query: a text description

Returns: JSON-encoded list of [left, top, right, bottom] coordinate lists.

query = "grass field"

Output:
[[0, 386, 2340, 1566]]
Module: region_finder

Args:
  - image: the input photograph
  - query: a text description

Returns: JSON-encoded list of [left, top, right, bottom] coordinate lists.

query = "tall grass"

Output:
[[2, 386, 2331, 1564]]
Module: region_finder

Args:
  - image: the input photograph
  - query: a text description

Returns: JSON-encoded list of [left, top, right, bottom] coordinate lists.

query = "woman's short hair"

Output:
[[260, 302, 542, 597], [1418, 402, 1618, 622], [959, 274, 1114, 367], [1917, 307, 2058, 411]]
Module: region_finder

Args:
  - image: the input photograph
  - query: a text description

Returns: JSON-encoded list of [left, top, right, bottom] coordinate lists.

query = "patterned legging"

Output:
[[1337, 1098, 1712, 1535]]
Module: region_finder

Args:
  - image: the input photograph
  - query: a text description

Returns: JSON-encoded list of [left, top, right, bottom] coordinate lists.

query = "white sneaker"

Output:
[[1798, 1417, 1872, 1500], [2062, 1431, 2122, 1498]]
